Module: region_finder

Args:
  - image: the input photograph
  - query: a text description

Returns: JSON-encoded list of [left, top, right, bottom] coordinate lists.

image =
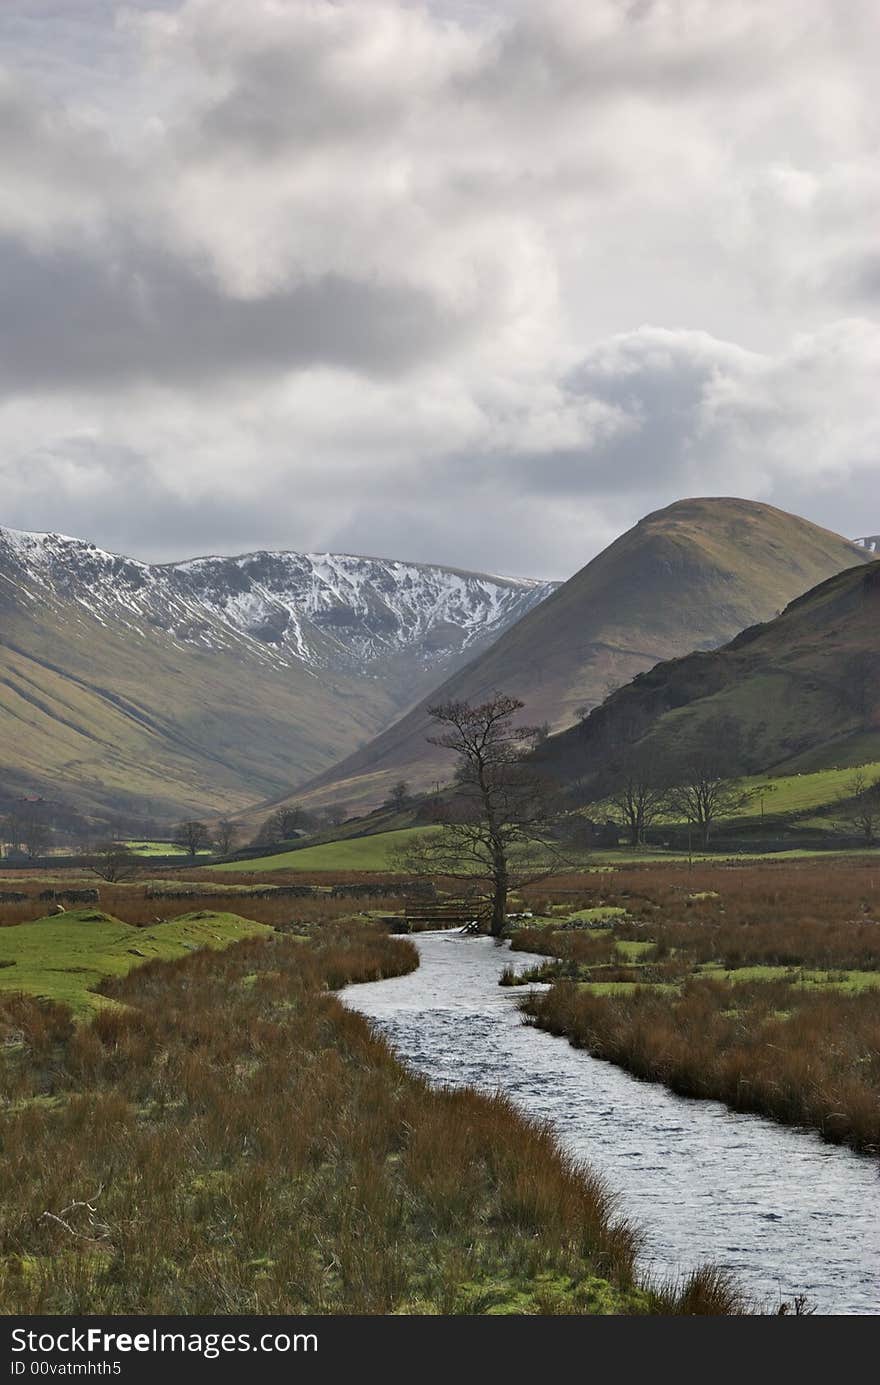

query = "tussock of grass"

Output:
[[523, 978, 880, 1152], [512, 859, 880, 1153]]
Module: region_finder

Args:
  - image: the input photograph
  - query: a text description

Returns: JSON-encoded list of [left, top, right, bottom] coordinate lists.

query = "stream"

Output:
[[342, 930, 879, 1314]]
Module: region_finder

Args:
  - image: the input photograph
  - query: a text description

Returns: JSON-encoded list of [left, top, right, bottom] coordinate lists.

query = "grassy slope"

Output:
[[215, 826, 438, 873], [121, 840, 214, 858], [539, 560, 880, 792], [0, 590, 405, 820], [0, 552, 546, 824], [587, 763, 880, 836], [276, 498, 869, 816], [0, 909, 272, 1014]]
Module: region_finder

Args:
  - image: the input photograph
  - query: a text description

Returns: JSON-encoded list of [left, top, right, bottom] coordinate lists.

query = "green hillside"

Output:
[[273, 498, 870, 816], [538, 560, 880, 792], [0, 591, 405, 823]]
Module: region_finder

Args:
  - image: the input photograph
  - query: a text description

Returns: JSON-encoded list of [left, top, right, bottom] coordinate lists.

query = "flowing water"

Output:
[[342, 930, 879, 1314]]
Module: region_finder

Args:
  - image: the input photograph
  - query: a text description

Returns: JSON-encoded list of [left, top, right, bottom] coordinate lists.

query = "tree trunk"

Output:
[[490, 854, 508, 936]]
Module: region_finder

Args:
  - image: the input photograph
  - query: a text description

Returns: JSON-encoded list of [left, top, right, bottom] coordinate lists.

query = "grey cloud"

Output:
[[1, 440, 311, 562], [193, 35, 410, 157], [457, 0, 784, 109], [0, 234, 479, 393], [829, 251, 880, 305]]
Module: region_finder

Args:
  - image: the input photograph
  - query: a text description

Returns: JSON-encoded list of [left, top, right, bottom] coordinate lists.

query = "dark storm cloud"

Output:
[[0, 234, 476, 392]]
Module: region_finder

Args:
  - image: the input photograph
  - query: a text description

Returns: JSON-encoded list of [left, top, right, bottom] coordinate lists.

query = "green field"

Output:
[[122, 840, 214, 858], [734, 762, 880, 818], [216, 827, 439, 873], [0, 910, 272, 1015], [221, 827, 880, 875]]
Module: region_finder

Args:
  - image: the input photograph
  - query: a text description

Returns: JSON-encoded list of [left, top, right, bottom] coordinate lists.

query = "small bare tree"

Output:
[[215, 819, 240, 855], [387, 780, 410, 812], [173, 820, 211, 858], [86, 842, 140, 884], [19, 803, 51, 860], [393, 693, 567, 935], [599, 750, 667, 849], [664, 720, 757, 849], [838, 771, 880, 845]]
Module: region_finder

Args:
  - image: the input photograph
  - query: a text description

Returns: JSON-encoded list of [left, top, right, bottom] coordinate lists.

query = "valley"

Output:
[[0, 527, 552, 823], [2, 494, 879, 1320]]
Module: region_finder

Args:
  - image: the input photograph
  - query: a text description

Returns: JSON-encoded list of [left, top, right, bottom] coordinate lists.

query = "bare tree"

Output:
[[599, 750, 667, 848], [664, 720, 757, 849], [838, 771, 880, 846], [10, 802, 52, 860], [215, 819, 240, 855], [173, 820, 211, 858], [393, 693, 566, 936], [253, 805, 317, 846], [86, 842, 140, 883]]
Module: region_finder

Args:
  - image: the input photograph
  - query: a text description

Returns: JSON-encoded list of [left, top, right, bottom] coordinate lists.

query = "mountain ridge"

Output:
[[2, 526, 556, 676], [277, 498, 871, 816], [0, 525, 555, 824]]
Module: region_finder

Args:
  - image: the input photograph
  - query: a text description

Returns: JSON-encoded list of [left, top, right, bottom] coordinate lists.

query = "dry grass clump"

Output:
[[522, 859, 880, 971], [523, 979, 880, 1153], [511, 928, 618, 967]]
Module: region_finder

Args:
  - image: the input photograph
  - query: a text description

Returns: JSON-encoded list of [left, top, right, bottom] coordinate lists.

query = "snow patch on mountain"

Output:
[[0, 526, 557, 674]]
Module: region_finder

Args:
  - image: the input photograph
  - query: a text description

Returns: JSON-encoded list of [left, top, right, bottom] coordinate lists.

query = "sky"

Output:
[[0, 0, 878, 579]]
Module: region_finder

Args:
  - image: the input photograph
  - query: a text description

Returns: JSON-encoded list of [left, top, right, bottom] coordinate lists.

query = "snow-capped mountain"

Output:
[[0, 523, 557, 822], [854, 535, 880, 555], [0, 526, 556, 676]]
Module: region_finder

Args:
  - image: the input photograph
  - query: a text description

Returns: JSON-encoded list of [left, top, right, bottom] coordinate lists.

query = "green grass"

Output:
[[515, 907, 626, 930], [222, 822, 880, 877], [122, 840, 213, 859], [568, 906, 628, 923], [733, 763, 880, 818], [590, 846, 880, 863], [696, 963, 880, 992], [615, 940, 655, 960], [214, 826, 439, 873], [578, 981, 678, 996], [589, 762, 880, 842], [0, 910, 272, 1015]]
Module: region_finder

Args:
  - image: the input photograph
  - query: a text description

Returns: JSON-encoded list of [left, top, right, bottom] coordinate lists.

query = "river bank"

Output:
[[343, 930, 880, 1314]]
